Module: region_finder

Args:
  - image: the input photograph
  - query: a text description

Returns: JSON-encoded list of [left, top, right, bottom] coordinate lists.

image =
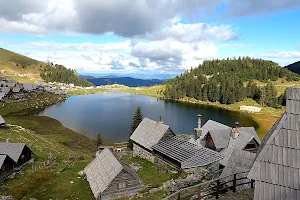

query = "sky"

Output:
[[0, 0, 300, 79]]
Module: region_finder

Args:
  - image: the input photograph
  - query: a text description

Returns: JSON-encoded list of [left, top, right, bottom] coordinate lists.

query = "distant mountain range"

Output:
[[80, 75, 166, 87], [284, 61, 300, 74]]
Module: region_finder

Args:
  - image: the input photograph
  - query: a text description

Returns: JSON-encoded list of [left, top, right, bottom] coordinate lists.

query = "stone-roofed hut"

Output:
[[0, 155, 15, 181], [248, 88, 300, 200], [152, 136, 224, 171], [0, 143, 33, 166], [84, 148, 143, 200], [201, 120, 232, 138], [219, 127, 260, 167], [220, 149, 256, 188], [130, 117, 175, 162]]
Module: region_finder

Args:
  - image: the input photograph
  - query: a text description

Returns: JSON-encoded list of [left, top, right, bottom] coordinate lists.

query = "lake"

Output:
[[39, 92, 258, 142]]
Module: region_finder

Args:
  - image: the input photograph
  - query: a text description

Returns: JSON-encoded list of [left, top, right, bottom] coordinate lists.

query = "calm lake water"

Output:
[[39, 92, 258, 142]]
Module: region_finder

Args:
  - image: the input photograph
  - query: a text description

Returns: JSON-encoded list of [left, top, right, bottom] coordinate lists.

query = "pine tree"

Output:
[[97, 132, 104, 147], [129, 106, 143, 149]]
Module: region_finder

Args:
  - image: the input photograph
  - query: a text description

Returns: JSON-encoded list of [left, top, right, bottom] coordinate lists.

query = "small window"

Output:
[[21, 154, 25, 159], [118, 182, 127, 189]]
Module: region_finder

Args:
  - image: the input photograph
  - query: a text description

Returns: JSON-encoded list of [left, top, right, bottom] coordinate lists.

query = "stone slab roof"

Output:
[[130, 118, 173, 150]]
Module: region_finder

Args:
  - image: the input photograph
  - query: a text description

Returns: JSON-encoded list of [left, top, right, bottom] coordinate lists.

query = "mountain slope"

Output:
[[0, 48, 43, 82], [284, 61, 300, 74], [85, 77, 165, 87], [0, 47, 92, 86]]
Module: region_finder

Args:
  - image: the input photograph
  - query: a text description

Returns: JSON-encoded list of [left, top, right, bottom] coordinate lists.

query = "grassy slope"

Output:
[[0, 94, 96, 200], [0, 48, 43, 83]]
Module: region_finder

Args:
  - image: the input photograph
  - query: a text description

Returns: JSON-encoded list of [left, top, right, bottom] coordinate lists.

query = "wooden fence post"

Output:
[[197, 186, 201, 200], [177, 192, 180, 200], [216, 180, 220, 199], [251, 179, 255, 188], [232, 174, 237, 192]]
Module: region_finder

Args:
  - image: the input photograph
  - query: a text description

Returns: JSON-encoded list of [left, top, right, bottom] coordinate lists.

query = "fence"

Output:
[[164, 171, 254, 200]]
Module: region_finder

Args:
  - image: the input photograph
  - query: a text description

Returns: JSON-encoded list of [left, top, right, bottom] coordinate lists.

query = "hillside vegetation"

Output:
[[0, 48, 42, 82], [0, 47, 92, 86], [85, 76, 165, 87], [164, 57, 299, 108], [285, 61, 300, 74], [41, 62, 93, 86]]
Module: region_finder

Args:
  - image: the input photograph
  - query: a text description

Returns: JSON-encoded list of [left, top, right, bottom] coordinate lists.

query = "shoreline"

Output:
[[66, 86, 281, 139]]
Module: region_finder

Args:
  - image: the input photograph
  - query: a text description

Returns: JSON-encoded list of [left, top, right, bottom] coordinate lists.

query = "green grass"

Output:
[[122, 155, 181, 188], [0, 48, 43, 83], [116, 85, 165, 98], [0, 93, 64, 117]]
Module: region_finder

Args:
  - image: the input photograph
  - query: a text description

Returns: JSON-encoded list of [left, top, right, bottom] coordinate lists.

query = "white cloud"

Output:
[[143, 23, 237, 42]]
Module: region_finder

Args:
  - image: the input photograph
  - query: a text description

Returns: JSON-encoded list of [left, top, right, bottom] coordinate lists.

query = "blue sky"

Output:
[[0, 1, 300, 79]]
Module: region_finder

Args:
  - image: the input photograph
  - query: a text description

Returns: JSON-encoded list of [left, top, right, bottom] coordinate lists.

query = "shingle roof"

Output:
[[152, 136, 224, 169], [0, 143, 26, 163], [237, 127, 261, 145], [201, 120, 231, 137], [1, 87, 10, 94], [130, 118, 172, 150], [219, 131, 254, 167], [0, 115, 5, 124], [248, 88, 300, 200], [84, 148, 123, 198], [221, 149, 256, 178], [208, 128, 232, 149]]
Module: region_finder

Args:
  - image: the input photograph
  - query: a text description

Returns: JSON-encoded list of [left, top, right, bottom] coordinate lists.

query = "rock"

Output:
[[0, 196, 14, 200], [70, 181, 74, 184]]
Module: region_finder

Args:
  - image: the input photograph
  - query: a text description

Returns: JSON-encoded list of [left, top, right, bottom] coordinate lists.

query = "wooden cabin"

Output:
[[84, 148, 144, 200], [130, 117, 175, 162], [248, 88, 300, 200], [0, 143, 33, 166], [0, 155, 15, 181]]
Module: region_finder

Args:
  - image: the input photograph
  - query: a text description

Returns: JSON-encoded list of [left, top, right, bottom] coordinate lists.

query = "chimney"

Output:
[[194, 114, 202, 140], [232, 121, 239, 139]]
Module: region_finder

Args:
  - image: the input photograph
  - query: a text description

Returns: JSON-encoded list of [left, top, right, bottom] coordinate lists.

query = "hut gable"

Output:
[[152, 136, 224, 169], [130, 118, 174, 151], [219, 131, 254, 167], [206, 128, 232, 150], [0, 155, 15, 181], [0, 115, 5, 125], [220, 150, 256, 188], [84, 149, 143, 199], [201, 120, 231, 138], [0, 143, 32, 165], [84, 149, 123, 198], [248, 88, 300, 200], [237, 127, 261, 145]]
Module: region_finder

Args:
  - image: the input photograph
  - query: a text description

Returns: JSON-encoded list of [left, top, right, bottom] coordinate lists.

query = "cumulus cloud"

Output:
[[226, 0, 300, 16], [143, 23, 237, 42], [0, 0, 221, 37]]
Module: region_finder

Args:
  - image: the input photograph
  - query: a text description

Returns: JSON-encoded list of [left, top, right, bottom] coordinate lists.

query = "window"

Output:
[[118, 182, 127, 189], [21, 154, 25, 159]]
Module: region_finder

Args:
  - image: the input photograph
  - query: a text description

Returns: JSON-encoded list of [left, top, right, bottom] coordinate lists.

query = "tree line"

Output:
[[40, 62, 93, 87], [164, 57, 296, 108]]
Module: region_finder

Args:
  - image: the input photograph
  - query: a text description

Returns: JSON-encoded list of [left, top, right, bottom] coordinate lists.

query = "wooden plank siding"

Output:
[[102, 169, 143, 196]]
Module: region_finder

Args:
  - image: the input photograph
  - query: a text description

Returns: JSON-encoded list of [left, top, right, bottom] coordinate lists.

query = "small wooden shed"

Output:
[[0, 155, 15, 181], [84, 148, 144, 200], [0, 143, 33, 166]]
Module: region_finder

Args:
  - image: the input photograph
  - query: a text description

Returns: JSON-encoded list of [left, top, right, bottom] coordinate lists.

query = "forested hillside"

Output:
[[40, 63, 93, 86], [164, 57, 298, 108], [285, 61, 300, 74], [85, 76, 165, 87]]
